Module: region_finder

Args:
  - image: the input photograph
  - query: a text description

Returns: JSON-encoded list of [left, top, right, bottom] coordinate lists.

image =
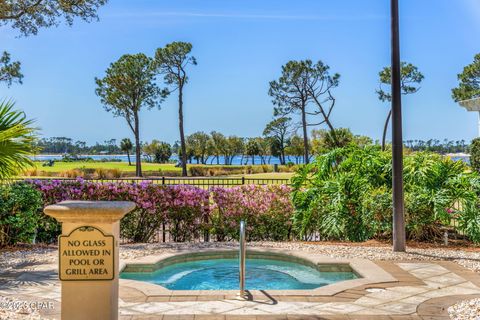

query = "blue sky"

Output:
[[0, 0, 479, 144]]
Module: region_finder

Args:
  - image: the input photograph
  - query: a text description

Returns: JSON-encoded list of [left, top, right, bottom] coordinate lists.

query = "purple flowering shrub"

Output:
[[210, 185, 294, 241], [27, 180, 293, 243], [29, 179, 210, 243]]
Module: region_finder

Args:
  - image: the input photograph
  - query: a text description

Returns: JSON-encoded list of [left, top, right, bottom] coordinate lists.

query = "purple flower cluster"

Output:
[[210, 185, 294, 241], [29, 179, 210, 242], [29, 179, 293, 242]]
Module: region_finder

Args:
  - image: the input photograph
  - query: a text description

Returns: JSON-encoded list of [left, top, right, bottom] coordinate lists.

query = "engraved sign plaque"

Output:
[[59, 226, 114, 281]]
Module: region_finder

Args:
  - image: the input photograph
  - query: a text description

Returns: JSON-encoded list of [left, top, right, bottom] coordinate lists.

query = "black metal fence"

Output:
[[15, 176, 291, 187]]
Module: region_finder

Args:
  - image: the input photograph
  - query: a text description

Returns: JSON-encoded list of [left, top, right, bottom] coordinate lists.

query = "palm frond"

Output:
[[0, 100, 37, 179]]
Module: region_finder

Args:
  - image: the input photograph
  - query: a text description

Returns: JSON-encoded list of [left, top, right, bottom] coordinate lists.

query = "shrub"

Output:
[[23, 168, 38, 176], [29, 179, 210, 243], [291, 146, 480, 242], [470, 138, 480, 173], [210, 185, 293, 241], [109, 168, 122, 178], [58, 169, 84, 178], [0, 183, 43, 246], [93, 168, 122, 179], [94, 168, 108, 179], [166, 185, 210, 242]]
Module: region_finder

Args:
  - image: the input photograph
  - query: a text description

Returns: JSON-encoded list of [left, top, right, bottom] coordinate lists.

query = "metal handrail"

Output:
[[239, 220, 246, 298]]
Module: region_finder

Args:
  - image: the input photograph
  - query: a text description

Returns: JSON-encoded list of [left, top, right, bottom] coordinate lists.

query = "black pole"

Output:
[[391, 0, 406, 252]]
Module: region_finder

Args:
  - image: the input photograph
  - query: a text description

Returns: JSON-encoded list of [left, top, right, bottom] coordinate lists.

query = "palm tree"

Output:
[[120, 138, 133, 166], [0, 101, 36, 179]]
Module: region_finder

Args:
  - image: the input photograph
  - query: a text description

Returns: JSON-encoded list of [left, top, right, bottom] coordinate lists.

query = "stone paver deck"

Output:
[[1, 251, 480, 319]]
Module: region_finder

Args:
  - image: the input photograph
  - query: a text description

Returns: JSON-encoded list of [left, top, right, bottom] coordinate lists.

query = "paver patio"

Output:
[[1, 247, 480, 319]]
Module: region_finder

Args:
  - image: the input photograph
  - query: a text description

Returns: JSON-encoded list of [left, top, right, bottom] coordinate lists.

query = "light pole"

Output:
[[391, 0, 406, 252]]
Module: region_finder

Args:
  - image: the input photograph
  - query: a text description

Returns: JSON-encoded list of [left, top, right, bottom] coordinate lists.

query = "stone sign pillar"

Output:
[[44, 200, 135, 320]]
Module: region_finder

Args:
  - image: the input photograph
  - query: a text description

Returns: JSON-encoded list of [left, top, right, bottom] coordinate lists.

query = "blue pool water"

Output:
[[120, 258, 358, 290]]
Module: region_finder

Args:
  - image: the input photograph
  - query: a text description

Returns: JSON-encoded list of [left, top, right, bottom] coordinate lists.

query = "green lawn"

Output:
[[229, 172, 294, 179], [23, 161, 294, 180], [31, 161, 180, 173]]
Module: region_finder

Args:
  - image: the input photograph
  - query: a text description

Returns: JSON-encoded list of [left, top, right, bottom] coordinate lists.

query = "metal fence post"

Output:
[[162, 222, 166, 243]]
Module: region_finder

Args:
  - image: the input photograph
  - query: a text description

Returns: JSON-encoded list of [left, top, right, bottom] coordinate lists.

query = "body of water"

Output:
[[120, 258, 357, 290], [30, 154, 305, 165]]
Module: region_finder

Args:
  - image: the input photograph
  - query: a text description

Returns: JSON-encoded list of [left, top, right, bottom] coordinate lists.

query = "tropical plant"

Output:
[[291, 146, 480, 242], [0, 101, 37, 179], [120, 138, 133, 165]]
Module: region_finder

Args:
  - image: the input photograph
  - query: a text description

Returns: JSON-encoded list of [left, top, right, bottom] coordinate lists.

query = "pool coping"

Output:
[[119, 247, 397, 297]]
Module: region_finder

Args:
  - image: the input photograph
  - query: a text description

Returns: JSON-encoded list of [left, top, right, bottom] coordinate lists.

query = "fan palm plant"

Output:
[[0, 101, 37, 179], [120, 138, 133, 166]]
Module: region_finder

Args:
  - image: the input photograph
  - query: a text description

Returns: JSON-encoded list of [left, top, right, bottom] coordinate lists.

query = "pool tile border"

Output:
[[120, 247, 397, 298]]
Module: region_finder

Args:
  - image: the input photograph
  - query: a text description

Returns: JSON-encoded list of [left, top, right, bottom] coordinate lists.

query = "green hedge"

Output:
[[0, 183, 43, 246]]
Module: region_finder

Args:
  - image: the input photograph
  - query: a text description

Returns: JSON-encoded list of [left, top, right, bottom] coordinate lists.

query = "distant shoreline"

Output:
[[32, 154, 127, 157]]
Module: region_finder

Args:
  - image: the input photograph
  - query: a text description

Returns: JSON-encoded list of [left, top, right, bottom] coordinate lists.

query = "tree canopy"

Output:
[[452, 53, 480, 102], [95, 53, 166, 127], [95, 53, 168, 176], [0, 0, 108, 36], [376, 62, 424, 150], [376, 62, 424, 102], [269, 59, 340, 163], [263, 117, 291, 165], [0, 51, 22, 87], [143, 140, 172, 163]]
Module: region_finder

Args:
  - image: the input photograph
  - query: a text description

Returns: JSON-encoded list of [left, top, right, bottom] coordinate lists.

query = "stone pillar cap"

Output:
[[44, 200, 136, 223]]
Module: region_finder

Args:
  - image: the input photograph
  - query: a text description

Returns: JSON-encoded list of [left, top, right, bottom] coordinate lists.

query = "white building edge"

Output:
[[459, 97, 480, 137]]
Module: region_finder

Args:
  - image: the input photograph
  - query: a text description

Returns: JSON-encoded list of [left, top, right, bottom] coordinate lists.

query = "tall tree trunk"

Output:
[[127, 151, 131, 166], [301, 106, 310, 164], [325, 119, 339, 147], [178, 85, 187, 176], [382, 109, 392, 151], [134, 112, 142, 177], [280, 140, 285, 165]]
